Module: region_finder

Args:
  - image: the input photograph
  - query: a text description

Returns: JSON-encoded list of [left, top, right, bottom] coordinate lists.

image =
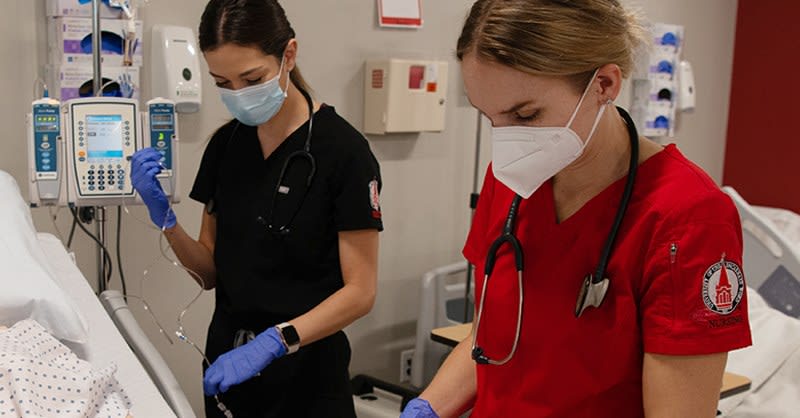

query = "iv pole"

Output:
[[91, 0, 109, 292]]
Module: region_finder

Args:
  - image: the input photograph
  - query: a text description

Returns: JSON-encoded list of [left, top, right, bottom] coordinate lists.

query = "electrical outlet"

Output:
[[399, 349, 415, 383]]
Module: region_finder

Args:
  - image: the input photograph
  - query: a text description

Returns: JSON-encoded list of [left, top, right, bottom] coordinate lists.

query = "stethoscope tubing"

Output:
[[471, 106, 640, 365]]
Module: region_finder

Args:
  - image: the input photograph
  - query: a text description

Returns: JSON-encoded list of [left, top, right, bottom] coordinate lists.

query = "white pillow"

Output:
[[753, 206, 800, 254], [0, 170, 89, 343]]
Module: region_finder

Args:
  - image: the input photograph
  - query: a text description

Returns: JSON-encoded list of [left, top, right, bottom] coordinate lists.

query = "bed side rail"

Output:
[[100, 290, 197, 418]]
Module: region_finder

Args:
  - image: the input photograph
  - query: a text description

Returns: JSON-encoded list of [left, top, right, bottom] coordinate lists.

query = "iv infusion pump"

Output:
[[27, 97, 62, 206], [65, 98, 139, 206], [143, 98, 180, 201], [27, 97, 180, 207]]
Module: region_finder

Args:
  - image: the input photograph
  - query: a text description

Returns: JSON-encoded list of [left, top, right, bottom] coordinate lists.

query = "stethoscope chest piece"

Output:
[[575, 274, 610, 318], [471, 346, 490, 365]]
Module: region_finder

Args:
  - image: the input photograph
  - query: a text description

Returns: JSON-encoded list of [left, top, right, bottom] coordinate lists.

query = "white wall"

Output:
[[0, 1, 737, 416]]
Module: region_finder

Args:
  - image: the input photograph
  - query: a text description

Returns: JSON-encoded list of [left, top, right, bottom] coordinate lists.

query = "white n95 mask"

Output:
[[218, 56, 289, 127], [491, 71, 608, 199]]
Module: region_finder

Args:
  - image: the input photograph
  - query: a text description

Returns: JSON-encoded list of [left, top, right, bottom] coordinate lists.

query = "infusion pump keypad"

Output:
[[70, 102, 137, 198], [81, 164, 127, 192]]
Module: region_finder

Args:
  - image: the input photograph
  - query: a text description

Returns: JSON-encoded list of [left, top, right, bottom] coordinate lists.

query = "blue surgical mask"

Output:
[[218, 56, 289, 126]]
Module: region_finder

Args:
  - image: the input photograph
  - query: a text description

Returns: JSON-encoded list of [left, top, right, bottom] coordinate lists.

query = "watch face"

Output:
[[281, 324, 300, 346]]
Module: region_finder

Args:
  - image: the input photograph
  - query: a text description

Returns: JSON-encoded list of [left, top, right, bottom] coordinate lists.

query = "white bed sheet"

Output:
[[36, 233, 177, 418], [718, 287, 800, 417]]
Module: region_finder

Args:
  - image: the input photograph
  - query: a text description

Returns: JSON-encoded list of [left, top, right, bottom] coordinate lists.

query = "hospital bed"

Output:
[[38, 233, 194, 418], [354, 263, 469, 417], [410, 261, 469, 389], [724, 187, 800, 318], [0, 171, 195, 418], [717, 187, 800, 417]]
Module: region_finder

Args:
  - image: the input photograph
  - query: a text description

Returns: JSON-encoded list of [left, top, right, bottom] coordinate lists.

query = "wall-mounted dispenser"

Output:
[[151, 25, 202, 114], [631, 23, 695, 139]]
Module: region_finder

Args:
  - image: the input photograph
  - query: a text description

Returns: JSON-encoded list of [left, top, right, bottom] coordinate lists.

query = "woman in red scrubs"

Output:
[[401, 1, 751, 417]]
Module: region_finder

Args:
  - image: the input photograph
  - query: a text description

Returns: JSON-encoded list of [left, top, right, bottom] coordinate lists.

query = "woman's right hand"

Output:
[[400, 398, 440, 418], [130, 148, 176, 229]]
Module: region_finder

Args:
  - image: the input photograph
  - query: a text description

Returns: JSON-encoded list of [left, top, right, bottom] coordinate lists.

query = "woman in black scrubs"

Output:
[[129, 1, 382, 416]]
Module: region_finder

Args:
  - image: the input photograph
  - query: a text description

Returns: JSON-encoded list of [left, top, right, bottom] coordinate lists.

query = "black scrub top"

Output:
[[190, 105, 383, 327]]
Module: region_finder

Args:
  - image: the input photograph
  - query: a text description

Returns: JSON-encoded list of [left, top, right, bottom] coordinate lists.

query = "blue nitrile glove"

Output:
[[400, 398, 439, 418], [203, 327, 287, 396], [130, 148, 176, 229]]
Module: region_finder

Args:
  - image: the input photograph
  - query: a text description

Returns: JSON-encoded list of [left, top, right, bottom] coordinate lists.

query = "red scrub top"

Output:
[[463, 145, 752, 418]]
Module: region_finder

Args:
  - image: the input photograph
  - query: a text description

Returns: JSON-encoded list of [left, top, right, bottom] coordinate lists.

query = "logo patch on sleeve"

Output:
[[369, 179, 381, 219], [702, 254, 744, 315]]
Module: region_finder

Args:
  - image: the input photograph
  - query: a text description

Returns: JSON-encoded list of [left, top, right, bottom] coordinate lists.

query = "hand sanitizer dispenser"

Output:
[[677, 60, 696, 113], [151, 25, 202, 114]]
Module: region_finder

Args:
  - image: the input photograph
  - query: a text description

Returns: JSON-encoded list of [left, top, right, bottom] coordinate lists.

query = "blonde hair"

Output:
[[457, 0, 648, 88]]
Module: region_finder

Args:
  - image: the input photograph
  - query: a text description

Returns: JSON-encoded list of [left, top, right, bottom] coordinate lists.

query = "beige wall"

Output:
[[0, 0, 737, 416], [0, 1, 101, 297], [622, 0, 740, 182]]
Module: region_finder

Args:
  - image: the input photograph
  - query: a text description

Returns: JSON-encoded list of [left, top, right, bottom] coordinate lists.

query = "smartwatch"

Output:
[[275, 322, 301, 354]]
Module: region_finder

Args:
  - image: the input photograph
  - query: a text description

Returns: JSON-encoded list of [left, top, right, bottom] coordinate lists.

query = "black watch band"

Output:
[[276, 322, 300, 354]]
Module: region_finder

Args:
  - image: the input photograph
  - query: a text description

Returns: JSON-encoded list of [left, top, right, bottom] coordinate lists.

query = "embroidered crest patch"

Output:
[[369, 179, 381, 219], [702, 254, 745, 315]]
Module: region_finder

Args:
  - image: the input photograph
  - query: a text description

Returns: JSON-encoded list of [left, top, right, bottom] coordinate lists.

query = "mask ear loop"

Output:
[[581, 100, 611, 149], [279, 53, 290, 98], [567, 70, 611, 154], [120, 158, 234, 418], [566, 69, 601, 128]]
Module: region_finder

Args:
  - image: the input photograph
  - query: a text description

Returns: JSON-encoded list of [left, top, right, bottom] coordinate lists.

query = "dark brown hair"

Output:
[[199, 0, 311, 92]]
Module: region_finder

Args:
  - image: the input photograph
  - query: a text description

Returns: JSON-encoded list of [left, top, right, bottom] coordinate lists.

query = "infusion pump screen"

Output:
[[86, 115, 124, 162], [35, 115, 59, 132]]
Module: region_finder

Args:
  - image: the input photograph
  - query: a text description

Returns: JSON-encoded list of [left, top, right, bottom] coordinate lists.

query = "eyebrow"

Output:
[[209, 65, 267, 80], [500, 100, 536, 115]]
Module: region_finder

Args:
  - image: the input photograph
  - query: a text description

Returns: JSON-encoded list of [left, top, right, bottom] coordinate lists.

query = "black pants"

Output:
[[204, 313, 356, 418]]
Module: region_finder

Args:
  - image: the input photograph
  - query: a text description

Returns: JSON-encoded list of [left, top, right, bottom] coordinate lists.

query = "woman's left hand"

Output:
[[400, 398, 440, 418], [203, 327, 287, 395]]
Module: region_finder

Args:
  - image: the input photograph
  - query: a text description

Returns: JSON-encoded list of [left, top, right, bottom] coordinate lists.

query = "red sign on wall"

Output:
[[378, 0, 423, 28]]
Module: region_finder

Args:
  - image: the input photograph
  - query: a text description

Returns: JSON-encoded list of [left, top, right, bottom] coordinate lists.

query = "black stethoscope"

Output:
[[471, 106, 640, 366], [255, 88, 316, 236]]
